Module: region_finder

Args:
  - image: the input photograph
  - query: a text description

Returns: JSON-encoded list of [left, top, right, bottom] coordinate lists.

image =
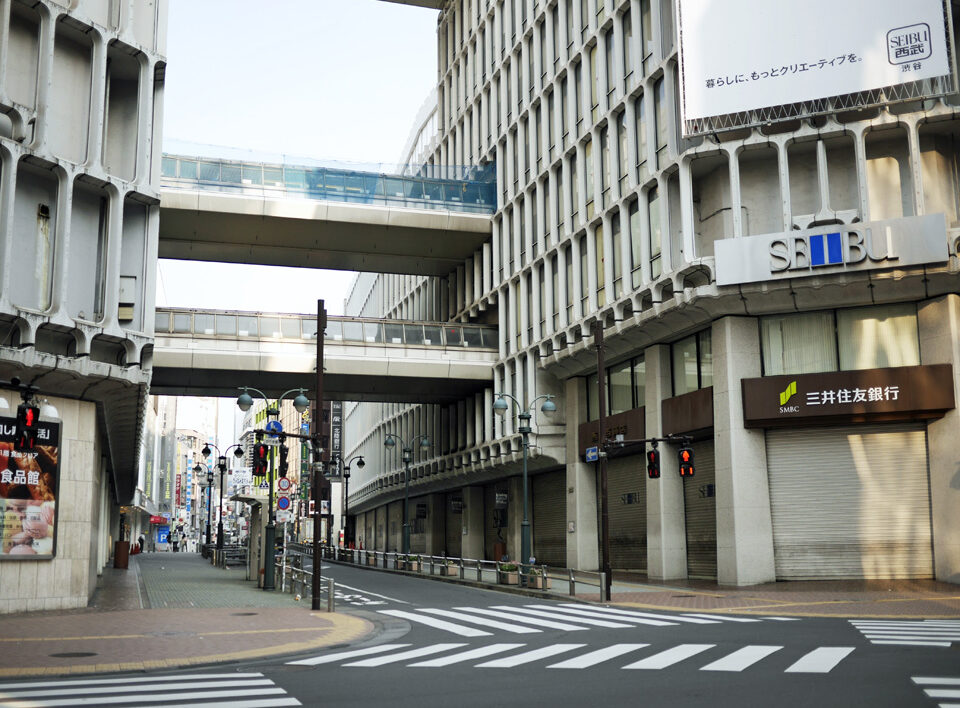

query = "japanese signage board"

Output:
[[0, 418, 60, 559], [677, 0, 956, 136], [577, 408, 646, 457], [742, 365, 955, 428], [714, 215, 949, 287]]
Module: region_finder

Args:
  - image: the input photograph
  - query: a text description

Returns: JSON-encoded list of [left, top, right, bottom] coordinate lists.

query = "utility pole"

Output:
[[594, 320, 612, 602], [312, 299, 327, 611]]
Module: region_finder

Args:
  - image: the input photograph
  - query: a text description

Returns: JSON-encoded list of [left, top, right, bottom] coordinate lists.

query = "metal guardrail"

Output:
[[291, 546, 608, 602], [275, 552, 335, 612]]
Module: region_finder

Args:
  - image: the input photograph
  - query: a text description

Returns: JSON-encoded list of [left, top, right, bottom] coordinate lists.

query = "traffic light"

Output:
[[254, 442, 269, 477], [14, 403, 40, 452], [278, 441, 289, 478], [646, 444, 661, 479], [679, 447, 695, 477]]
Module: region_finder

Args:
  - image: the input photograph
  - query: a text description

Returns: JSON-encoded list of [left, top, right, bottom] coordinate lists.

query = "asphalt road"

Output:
[[4, 564, 959, 707]]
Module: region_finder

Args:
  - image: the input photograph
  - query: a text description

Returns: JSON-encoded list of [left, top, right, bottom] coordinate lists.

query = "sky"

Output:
[[157, 0, 439, 316]]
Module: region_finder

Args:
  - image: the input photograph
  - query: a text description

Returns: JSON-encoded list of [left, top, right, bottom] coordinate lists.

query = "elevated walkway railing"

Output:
[[155, 308, 498, 350], [160, 154, 497, 215]]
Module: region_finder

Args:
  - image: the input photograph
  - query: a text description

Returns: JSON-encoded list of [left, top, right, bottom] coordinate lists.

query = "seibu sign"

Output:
[[715, 214, 948, 286], [742, 364, 954, 428]]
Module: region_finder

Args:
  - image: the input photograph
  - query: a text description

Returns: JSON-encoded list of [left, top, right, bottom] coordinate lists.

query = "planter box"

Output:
[[367, 557, 378, 566], [441, 565, 459, 577], [405, 561, 421, 572], [527, 574, 552, 590], [498, 571, 519, 585]]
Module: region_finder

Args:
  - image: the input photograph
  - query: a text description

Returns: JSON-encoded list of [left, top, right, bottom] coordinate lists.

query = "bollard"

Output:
[[327, 575, 335, 612], [459, 558, 464, 580], [569, 568, 576, 597], [599, 571, 608, 602]]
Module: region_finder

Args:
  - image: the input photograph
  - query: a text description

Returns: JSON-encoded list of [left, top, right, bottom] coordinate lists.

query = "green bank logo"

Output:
[[779, 381, 797, 406]]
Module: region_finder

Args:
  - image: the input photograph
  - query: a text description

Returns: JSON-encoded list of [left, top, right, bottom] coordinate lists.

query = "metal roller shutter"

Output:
[[375, 506, 386, 550], [410, 496, 427, 554], [608, 456, 646, 571], [683, 440, 716, 579], [445, 492, 462, 558], [766, 424, 932, 580], [532, 471, 566, 567], [388, 501, 403, 551]]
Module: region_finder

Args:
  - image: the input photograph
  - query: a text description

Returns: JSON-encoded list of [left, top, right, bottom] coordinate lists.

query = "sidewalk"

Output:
[[0, 552, 372, 677]]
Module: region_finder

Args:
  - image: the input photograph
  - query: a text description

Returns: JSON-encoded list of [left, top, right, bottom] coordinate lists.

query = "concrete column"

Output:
[[425, 493, 445, 555], [645, 344, 687, 580], [565, 377, 599, 570], [507, 475, 523, 562], [461, 485, 485, 559], [712, 317, 776, 585], [919, 294, 960, 583]]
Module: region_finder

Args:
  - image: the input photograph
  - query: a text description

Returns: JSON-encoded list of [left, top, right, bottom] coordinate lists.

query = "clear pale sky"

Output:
[[157, 0, 439, 315]]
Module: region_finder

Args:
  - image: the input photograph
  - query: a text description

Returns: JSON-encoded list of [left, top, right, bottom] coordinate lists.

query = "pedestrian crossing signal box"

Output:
[[679, 447, 695, 477], [646, 447, 660, 479], [14, 403, 40, 452]]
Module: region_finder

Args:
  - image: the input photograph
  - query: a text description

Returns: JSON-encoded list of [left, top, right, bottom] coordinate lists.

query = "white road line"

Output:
[[408, 644, 527, 667], [785, 647, 855, 673], [562, 605, 721, 624], [863, 634, 960, 641], [0, 674, 265, 690], [285, 644, 412, 666], [142, 700, 301, 708], [924, 689, 960, 699], [546, 644, 650, 669], [762, 617, 801, 621], [3, 688, 289, 707], [623, 644, 716, 670], [854, 625, 960, 631], [417, 608, 542, 634], [377, 610, 492, 637], [475, 644, 586, 668], [1, 680, 274, 698], [914, 678, 960, 686], [855, 621, 960, 626], [489, 606, 632, 628], [452, 607, 589, 631], [871, 640, 952, 647], [343, 644, 467, 667], [683, 613, 760, 623], [524, 605, 676, 627], [334, 582, 409, 604], [700, 645, 782, 672]]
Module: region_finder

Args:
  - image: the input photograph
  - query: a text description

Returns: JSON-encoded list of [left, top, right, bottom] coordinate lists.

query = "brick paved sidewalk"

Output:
[[0, 552, 372, 676]]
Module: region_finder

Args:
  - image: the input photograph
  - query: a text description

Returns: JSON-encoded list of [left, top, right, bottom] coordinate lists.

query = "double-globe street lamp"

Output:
[[338, 454, 365, 545], [194, 461, 215, 546], [201, 442, 245, 550], [236, 386, 310, 591], [383, 433, 430, 556], [493, 392, 556, 580]]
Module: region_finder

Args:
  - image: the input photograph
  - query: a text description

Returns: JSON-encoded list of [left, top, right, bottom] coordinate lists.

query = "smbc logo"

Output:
[[779, 381, 799, 413]]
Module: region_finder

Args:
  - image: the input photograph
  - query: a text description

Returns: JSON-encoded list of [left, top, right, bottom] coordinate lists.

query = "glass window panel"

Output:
[[325, 320, 343, 340], [301, 318, 318, 339], [199, 161, 220, 182], [154, 311, 170, 333], [761, 312, 837, 376], [305, 169, 324, 194], [632, 356, 646, 409], [837, 303, 920, 370], [173, 314, 191, 333], [671, 334, 699, 396], [424, 181, 443, 200], [238, 316, 259, 338], [216, 315, 237, 336], [384, 323, 404, 343], [179, 160, 198, 180], [242, 165, 263, 185], [260, 317, 281, 338], [424, 325, 444, 345], [220, 165, 241, 183], [586, 374, 599, 421], [284, 169, 306, 190], [161, 157, 178, 177], [280, 318, 300, 339], [365, 176, 385, 196], [648, 186, 662, 278], [698, 330, 713, 389], [325, 172, 345, 194], [404, 180, 424, 199], [608, 360, 633, 415], [344, 174, 364, 196], [444, 326, 463, 346], [463, 327, 484, 347], [385, 178, 405, 197], [342, 321, 363, 341], [195, 313, 215, 335], [404, 324, 425, 345], [263, 167, 283, 185], [363, 322, 383, 343]]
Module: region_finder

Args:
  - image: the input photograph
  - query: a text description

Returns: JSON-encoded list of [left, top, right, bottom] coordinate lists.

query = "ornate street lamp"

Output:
[[384, 434, 430, 556]]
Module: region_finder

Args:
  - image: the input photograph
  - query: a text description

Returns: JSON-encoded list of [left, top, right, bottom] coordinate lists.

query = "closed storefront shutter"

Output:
[[445, 492, 462, 558], [683, 440, 716, 579], [375, 506, 386, 550], [532, 471, 566, 567], [484, 483, 508, 561], [388, 501, 403, 551], [364, 512, 374, 550], [608, 456, 646, 571], [410, 496, 428, 554], [766, 424, 932, 580]]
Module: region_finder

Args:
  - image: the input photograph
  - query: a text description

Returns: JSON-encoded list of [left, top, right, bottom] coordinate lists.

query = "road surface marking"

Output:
[[1, 679, 275, 698], [560, 605, 721, 624], [527, 605, 676, 627], [418, 608, 542, 634], [489, 606, 632, 628], [286, 644, 411, 666], [683, 613, 760, 623], [408, 644, 526, 667], [0, 674, 266, 689], [700, 645, 782, 672], [333, 582, 409, 604], [784, 647, 855, 673], [623, 644, 716, 669], [342, 643, 467, 667], [546, 644, 650, 669], [475, 644, 586, 668], [377, 610, 492, 637], [451, 607, 589, 631]]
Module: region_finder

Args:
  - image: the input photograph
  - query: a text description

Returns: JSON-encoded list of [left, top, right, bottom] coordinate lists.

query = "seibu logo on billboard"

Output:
[[768, 225, 898, 274]]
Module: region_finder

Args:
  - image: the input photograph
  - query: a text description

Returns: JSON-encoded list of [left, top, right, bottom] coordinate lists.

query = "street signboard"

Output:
[[265, 420, 283, 436], [277, 477, 292, 492], [276, 510, 293, 523], [261, 436, 281, 447], [277, 495, 291, 511], [585, 446, 599, 462], [258, 480, 269, 491]]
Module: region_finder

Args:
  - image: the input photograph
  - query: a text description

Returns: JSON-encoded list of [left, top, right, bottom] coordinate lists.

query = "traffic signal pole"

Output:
[[593, 321, 612, 603], [312, 300, 326, 611]]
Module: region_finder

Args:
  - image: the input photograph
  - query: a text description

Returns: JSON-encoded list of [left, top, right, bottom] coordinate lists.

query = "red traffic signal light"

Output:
[[278, 443, 289, 478], [14, 403, 40, 452], [254, 443, 269, 477], [646, 446, 660, 479], [679, 447, 695, 477]]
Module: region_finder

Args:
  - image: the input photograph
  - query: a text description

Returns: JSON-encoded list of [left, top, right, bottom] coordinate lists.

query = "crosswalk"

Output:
[[374, 603, 799, 637], [912, 676, 960, 706], [286, 641, 853, 673], [851, 619, 960, 647], [0, 672, 300, 707]]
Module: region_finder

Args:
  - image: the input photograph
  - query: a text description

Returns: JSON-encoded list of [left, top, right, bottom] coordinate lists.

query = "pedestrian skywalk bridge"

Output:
[[0, 672, 300, 707]]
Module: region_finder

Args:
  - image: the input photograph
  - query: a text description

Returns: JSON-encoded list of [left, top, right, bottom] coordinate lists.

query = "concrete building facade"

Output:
[[348, 0, 960, 584]]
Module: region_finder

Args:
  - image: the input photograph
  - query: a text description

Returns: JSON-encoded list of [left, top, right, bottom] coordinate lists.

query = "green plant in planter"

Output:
[[500, 563, 518, 572]]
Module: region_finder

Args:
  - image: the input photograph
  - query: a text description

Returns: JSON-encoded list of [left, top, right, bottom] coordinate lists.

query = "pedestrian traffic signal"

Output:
[[679, 447, 695, 477], [278, 442, 289, 478], [254, 442, 269, 477], [646, 445, 660, 479], [14, 403, 40, 452]]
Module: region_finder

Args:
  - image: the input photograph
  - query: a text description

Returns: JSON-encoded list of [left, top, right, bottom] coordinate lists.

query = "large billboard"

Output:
[[678, 0, 956, 136], [0, 418, 60, 559]]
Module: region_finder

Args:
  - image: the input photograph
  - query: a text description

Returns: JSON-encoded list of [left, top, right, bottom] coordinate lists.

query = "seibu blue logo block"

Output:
[[769, 225, 898, 273]]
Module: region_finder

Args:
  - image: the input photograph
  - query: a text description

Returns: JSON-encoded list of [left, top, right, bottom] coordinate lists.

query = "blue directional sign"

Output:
[[585, 446, 599, 462], [265, 420, 283, 436]]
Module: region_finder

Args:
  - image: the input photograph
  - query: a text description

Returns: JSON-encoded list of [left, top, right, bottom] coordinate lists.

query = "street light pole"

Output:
[[312, 299, 327, 611], [593, 320, 612, 602], [384, 434, 430, 557], [202, 443, 246, 550], [340, 455, 365, 546], [205, 468, 213, 545], [494, 392, 556, 581]]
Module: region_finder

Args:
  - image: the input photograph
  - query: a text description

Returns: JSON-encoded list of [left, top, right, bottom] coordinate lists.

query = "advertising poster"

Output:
[[0, 416, 60, 559]]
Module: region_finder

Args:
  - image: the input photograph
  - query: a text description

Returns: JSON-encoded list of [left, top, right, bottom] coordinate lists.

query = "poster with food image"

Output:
[[0, 417, 59, 559]]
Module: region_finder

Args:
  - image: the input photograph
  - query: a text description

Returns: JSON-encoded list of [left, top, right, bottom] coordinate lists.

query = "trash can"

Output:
[[114, 540, 130, 569]]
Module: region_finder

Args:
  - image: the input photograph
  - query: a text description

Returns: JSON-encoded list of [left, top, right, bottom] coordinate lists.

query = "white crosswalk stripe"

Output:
[[290, 641, 854, 673], [488, 606, 634, 628], [0, 673, 300, 707], [913, 676, 960, 703], [683, 613, 761, 623], [417, 608, 542, 634], [286, 644, 412, 666], [558, 605, 723, 624], [377, 609, 492, 637], [525, 605, 677, 627], [450, 606, 590, 631], [852, 619, 960, 647]]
